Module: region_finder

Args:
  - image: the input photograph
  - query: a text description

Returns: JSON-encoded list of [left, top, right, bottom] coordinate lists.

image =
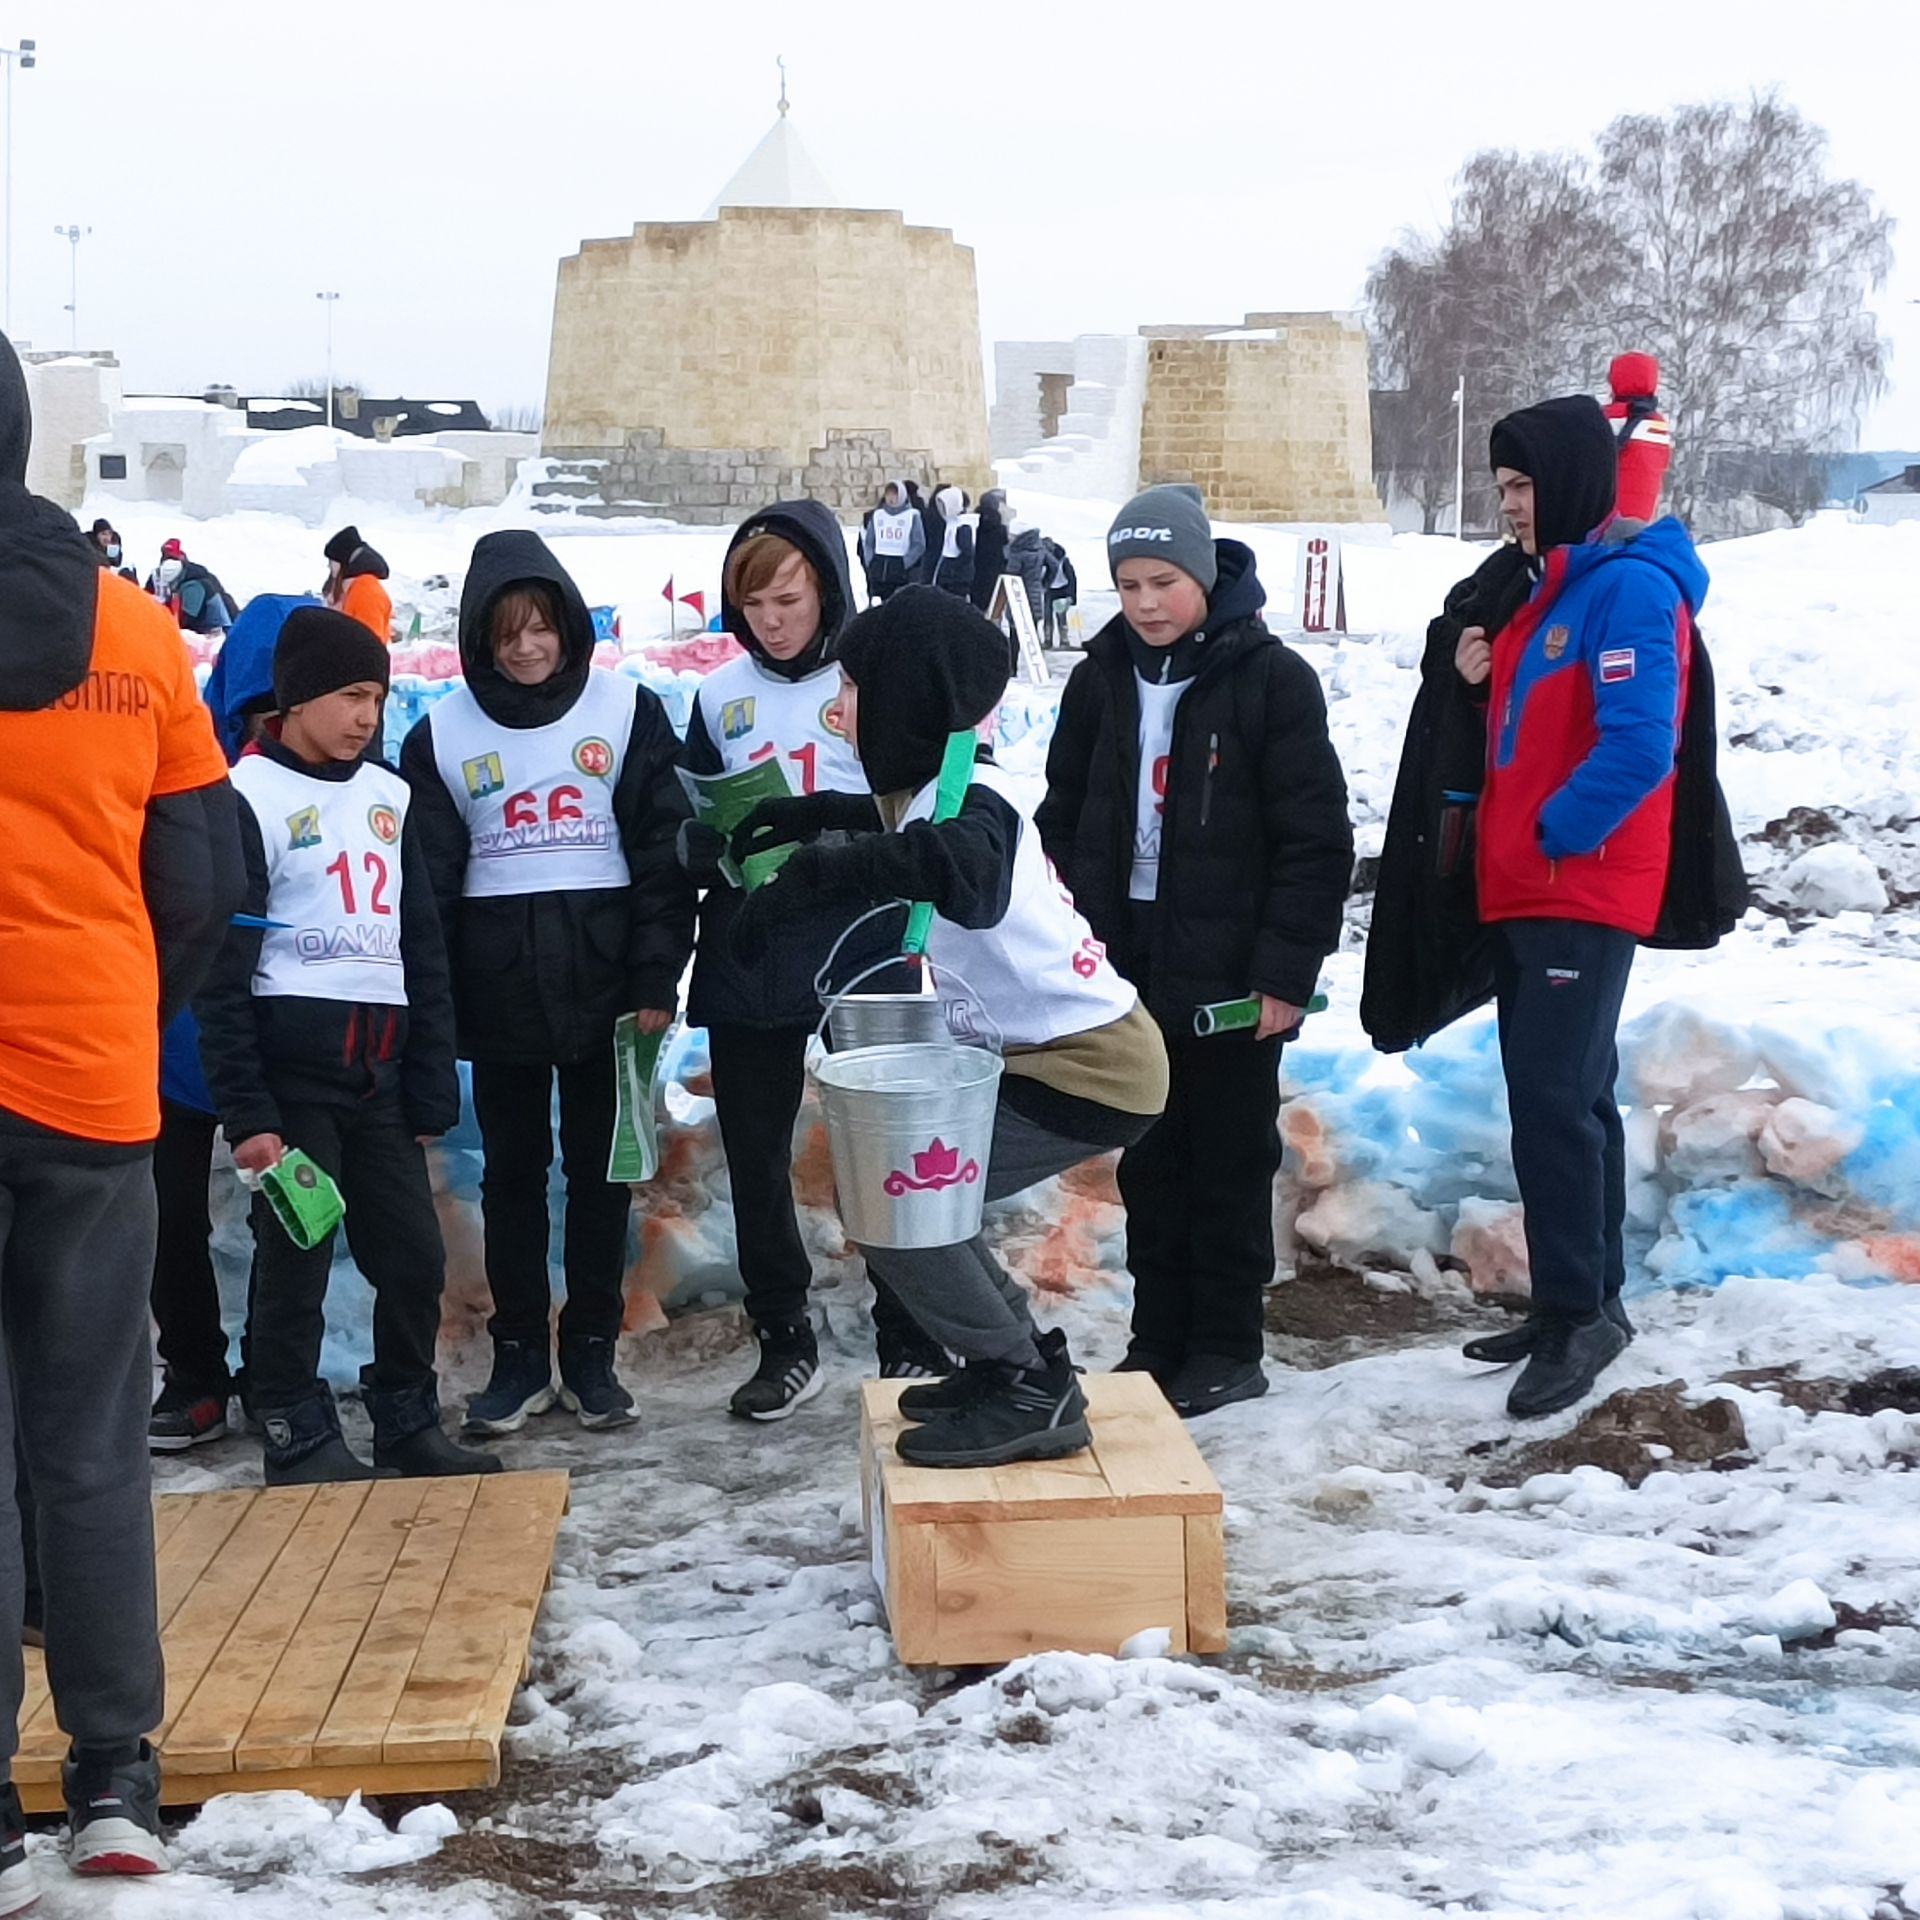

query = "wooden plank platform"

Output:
[[861, 1373, 1227, 1667], [13, 1470, 568, 1814]]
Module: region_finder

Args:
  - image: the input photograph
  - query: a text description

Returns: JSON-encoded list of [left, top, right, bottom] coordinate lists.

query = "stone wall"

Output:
[[543, 206, 990, 522], [542, 427, 937, 527], [1137, 313, 1384, 523]]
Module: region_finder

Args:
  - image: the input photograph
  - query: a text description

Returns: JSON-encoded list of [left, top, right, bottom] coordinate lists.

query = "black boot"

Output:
[[1505, 1313, 1630, 1421], [898, 1327, 1068, 1423], [258, 1390, 379, 1486], [368, 1381, 502, 1476], [729, 1320, 823, 1422], [62, 1739, 168, 1876], [1113, 1345, 1179, 1388], [1464, 1295, 1635, 1366], [896, 1333, 1090, 1468], [558, 1333, 636, 1430], [1164, 1353, 1269, 1420]]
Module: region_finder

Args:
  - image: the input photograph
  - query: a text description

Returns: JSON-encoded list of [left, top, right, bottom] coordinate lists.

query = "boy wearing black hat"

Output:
[[196, 608, 500, 1483], [730, 587, 1170, 1468], [1037, 486, 1353, 1416]]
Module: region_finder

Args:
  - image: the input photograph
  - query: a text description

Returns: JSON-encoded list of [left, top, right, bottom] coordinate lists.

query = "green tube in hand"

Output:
[[1193, 992, 1329, 1038]]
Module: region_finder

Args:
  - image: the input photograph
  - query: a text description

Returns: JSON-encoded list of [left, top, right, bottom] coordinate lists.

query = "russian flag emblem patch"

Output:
[[1599, 648, 1636, 684]]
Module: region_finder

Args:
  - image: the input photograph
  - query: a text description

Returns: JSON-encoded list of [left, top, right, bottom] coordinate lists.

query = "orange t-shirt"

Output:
[[0, 574, 230, 1143], [339, 572, 393, 644]]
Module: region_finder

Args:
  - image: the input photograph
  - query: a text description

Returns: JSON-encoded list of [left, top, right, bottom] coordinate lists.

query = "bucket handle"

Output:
[[811, 954, 1006, 1058], [814, 901, 911, 1003]]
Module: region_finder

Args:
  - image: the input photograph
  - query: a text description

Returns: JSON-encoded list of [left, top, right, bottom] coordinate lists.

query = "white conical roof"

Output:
[[705, 113, 841, 216]]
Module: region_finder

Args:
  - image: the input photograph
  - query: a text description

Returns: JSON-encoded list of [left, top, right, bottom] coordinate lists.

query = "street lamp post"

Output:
[[1452, 373, 1467, 540], [53, 222, 88, 349], [316, 291, 340, 431], [1, 37, 37, 336]]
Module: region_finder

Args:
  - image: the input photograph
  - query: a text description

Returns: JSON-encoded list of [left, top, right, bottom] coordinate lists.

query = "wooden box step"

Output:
[[860, 1373, 1226, 1667], [14, 1470, 569, 1814]]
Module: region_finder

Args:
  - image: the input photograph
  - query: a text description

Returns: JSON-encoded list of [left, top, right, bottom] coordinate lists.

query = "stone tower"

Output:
[[540, 94, 991, 524]]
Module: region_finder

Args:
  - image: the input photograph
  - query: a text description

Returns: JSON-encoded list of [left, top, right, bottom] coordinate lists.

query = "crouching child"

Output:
[[729, 587, 1170, 1468], [196, 609, 500, 1484]]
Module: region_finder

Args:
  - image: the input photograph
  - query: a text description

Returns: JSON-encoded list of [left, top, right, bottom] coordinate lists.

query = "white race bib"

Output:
[[1130, 673, 1189, 901], [429, 672, 638, 897], [872, 508, 915, 559], [232, 755, 412, 1005], [695, 656, 867, 795]]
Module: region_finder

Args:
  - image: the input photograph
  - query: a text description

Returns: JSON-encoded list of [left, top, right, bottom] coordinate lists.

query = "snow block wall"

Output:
[[989, 335, 1148, 504]]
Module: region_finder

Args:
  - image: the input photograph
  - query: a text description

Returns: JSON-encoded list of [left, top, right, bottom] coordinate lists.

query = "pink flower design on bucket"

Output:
[[884, 1137, 982, 1197]]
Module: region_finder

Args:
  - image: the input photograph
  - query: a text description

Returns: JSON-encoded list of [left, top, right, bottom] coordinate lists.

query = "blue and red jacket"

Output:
[[1478, 516, 1709, 936]]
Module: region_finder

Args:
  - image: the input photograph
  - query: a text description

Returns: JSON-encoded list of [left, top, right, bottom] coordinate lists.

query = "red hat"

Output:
[[160, 537, 185, 559], [1608, 353, 1660, 402]]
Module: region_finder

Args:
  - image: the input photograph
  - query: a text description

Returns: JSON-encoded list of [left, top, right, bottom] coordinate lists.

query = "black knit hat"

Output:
[[274, 606, 391, 712], [836, 585, 1008, 795], [1489, 394, 1618, 552], [322, 524, 363, 567]]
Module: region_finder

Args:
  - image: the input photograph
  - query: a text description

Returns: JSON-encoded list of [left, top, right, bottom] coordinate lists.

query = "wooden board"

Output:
[[12, 1470, 567, 1814], [862, 1373, 1227, 1666]]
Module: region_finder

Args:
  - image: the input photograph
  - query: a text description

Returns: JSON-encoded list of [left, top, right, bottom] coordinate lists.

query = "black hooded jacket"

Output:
[[969, 491, 1009, 612], [1362, 396, 1746, 1053], [399, 530, 694, 1065], [683, 499, 900, 1029], [0, 332, 242, 1145], [1036, 541, 1354, 1021]]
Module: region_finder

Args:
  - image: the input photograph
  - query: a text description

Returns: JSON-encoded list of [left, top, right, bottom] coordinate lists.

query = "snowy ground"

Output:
[[31, 488, 1919, 1916]]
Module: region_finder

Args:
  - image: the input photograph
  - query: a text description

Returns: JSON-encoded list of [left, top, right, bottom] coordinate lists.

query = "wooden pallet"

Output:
[[14, 1470, 569, 1814], [861, 1373, 1226, 1667]]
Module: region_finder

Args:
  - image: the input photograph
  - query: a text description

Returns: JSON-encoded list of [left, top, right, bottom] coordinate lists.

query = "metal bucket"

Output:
[[813, 1043, 1003, 1249], [827, 992, 949, 1054]]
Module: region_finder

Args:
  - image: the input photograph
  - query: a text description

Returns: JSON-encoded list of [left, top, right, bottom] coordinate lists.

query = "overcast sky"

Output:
[[9, 0, 1917, 444]]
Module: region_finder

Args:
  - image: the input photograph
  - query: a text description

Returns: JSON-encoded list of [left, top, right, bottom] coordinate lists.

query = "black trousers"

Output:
[[245, 1095, 444, 1412], [470, 1057, 630, 1346], [0, 1138, 164, 1759], [1492, 918, 1636, 1321], [706, 1022, 918, 1345], [1118, 1031, 1282, 1365], [151, 1098, 229, 1392]]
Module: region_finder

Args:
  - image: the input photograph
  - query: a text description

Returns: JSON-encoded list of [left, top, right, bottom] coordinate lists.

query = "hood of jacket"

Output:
[[1564, 514, 1710, 619], [1007, 526, 1043, 554], [721, 497, 856, 683], [934, 485, 966, 520], [204, 593, 320, 760], [838, 585, 1008, 796], [341, 543, 389, 583], [457, 529, 597, 728], [0, 332, 99, 711], [1489, 394, 1619, 557]]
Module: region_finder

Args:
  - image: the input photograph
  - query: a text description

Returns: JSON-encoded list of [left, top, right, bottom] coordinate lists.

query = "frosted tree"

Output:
[[1595, 94, 1892, 522]]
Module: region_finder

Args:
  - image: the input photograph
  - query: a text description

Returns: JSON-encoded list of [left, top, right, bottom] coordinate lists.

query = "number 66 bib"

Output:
[[231, 754, 413, 1005]]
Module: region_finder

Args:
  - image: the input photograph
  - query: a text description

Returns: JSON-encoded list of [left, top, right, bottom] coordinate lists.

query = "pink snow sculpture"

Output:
[[1756, 1097, 1862, 1187], [1278, 1098, 1340, 1189], [1658, 1091, 1778, 1185], [1450, 1197, 1531, 1297], [1618, 1003, 1759, 1109]]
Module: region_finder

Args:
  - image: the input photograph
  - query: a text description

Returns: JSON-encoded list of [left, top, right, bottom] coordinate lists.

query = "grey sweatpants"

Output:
[[0, 1138, 165, 1771], [856, 1102, 1107, 1369]]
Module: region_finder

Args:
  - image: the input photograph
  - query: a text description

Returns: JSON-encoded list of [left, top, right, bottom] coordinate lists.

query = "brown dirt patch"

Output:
[[1721, 1366, 1920, 1418], [1266, 1253, 1488, 1370], [1464, 1381, 1752, 1488]]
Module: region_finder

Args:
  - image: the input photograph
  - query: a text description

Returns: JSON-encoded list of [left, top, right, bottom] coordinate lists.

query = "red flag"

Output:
[[680, 590, 706, 620], [660, 576, 675, 604]]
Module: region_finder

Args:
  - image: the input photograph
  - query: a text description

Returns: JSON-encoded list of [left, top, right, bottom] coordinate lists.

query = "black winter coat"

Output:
[[1361, 540, 1748, 1055], [400, 530, 694, 1066], [1037, 542, 1354, 1024], [685, 498, 900, 1030], [970, 498, 1009, 612], [196, 738, 460, 1142]]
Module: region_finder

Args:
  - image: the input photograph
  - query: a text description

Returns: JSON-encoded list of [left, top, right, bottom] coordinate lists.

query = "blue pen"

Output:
[[230, 913, 294, 930]]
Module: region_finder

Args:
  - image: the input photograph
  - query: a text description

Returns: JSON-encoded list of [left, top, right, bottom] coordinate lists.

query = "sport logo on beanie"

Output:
[[1105, 485, 1218, 592]]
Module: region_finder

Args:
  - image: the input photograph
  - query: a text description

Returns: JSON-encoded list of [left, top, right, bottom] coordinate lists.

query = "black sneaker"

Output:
[[1506, 1313, 1630, 1421], [896, 1334, 1091, 1468], [876, 1322, 950, 1382], [1165, 1354, 1269, 1420], [0, 1782, 35, 1915], [63, 1740, 168, 1876], [899, 1328, 1065, 1423], [1464, 1295, 1635, 1367], [1113, 1345, 1178, 1388], [729, 1321, 823, 1422], [374, 1423, 503, 1477], [463, 1337, 557, 1435], [148, 1377, 230, 1453], [558, 1335, 637, 1431]]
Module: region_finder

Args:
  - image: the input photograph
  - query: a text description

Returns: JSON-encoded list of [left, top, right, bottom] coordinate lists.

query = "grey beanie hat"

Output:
[[1106, 484, 1218, 592]]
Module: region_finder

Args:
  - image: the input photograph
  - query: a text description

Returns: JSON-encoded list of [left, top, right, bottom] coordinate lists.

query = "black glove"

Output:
[[730, 792, 880, 867], [724, 843, 858, 965], [676, 819, 729, 884]]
